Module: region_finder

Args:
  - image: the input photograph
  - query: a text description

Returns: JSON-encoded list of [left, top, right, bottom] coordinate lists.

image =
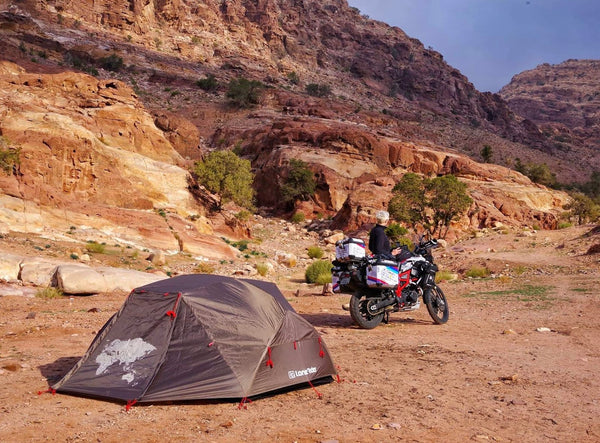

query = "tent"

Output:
[[52, 274, 337, 403]]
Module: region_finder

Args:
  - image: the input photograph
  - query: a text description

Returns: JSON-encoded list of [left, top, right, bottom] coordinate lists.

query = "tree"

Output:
[[388, 173, 427, 230], [280, 159, 316, 207], [193, 150, 254, 210], [564, 192, 600, 225], [426, 175, 473, 238], [305, 83, 331, 98], [581, 170, 600, 203], [526, 162, 557, 188], [196, 74, 219, 92], [226, 77, 264, 108], [480, 145, 493, 163]]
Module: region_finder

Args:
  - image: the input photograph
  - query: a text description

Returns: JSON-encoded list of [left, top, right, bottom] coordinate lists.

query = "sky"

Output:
[[347, 0, 600, 92]]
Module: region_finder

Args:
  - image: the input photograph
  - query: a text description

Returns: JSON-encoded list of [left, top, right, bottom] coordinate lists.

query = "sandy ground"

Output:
[[1, 225, 599, 442]]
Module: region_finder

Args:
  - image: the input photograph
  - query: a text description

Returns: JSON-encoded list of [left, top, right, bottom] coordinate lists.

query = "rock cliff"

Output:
[[0, 0, 582, 253]]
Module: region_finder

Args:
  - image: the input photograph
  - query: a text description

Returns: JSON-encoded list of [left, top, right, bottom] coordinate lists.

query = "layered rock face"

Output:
[[0, 1, 578, 246], [0, 61, 236, 259], [499, 60, 600, 174]]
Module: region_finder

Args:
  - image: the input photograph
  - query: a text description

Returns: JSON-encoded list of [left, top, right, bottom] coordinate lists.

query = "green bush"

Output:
[[85, 241, 106, 254], [558, 222, 572, 229], [305, 83, 331, 97], [465, 266, 491, 279], [0, 137, 20, 175], [256, 263, 269, 276], [290, 212, 305, 224], [280, 159, 316, 207], [315, 272, 332, 285], [305, 260, 332, 284], [195, 262, 215, 274], [307, 246, 324, 259], [435, 270, 456, 283], [385, 223, 408, 243], [100, 54, 123, 71], [196, 74, 219, 92], [194, 150, 255, 209], [35, 287, 64, 299], [287, 71, 300, 85], [226, 77, 264, 108]]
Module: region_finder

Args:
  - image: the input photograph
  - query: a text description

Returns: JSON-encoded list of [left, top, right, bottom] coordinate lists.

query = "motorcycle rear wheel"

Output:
[[424, 285, 449, 324], [349, 291, 384, 329]]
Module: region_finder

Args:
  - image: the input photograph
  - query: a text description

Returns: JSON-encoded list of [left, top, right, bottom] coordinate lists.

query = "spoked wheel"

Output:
[[349, 291, 384, 329], [424, 285, 449, 324]]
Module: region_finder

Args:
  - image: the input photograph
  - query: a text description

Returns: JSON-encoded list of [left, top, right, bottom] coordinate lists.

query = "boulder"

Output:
[[56, 264, 165, 294], [19, 259, 58, 287], [0, 254, 23, 281]]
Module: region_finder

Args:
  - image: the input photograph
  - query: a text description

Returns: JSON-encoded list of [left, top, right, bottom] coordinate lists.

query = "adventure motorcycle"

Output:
[[332, 236, 449, 329]]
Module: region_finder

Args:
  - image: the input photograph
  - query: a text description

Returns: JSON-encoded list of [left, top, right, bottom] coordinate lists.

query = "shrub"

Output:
[[196, 74, 219, 92], [193, 150, 255, 209], [564, 191, 600, 224], [388, 173, 426, 230], [226, 77, 264, 108], [100, 54, 124, 71], [307, 246, 324, 259], [290, 212, 305, 224], [287, 71, 300, 85], [195, 262, 215, 274], [305, 83, 331, 97], [305, 260, 332, 284], [256, 263, 269, 276], [85, 241, 106, 254], [427, 175, 473, 238], [0, 137, 20, 175], [35, 287, 64, 299], [235, 210, 251, 221], [70, 253, 79, 260], [280, 159, 316, 207], [480, 145, 493, 163], [465, 266, 491, 279], [315, 272, 332, 285], [558, 222, 572, 229], [435, 270, 456, 283], [385, 223, 408, 244]]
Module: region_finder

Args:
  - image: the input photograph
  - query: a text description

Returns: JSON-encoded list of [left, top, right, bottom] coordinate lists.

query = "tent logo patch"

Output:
[[95, 338, 157, 384], [287, 367, 317, 379]]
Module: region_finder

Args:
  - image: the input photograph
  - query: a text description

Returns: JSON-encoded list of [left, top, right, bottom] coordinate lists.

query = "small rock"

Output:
[[220, 420, 234, 428], [388, 423, 402, 430], [502, 329, 517, 335], [536, 327, 552, 332], [371, 424, 383, 430], [26, 312, 36, 319]]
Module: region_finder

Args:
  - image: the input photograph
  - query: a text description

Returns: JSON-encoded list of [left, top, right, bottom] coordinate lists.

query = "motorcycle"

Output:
[[332, 236, 449, 329]]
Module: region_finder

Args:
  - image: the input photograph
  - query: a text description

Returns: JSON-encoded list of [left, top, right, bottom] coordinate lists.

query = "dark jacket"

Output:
[[369, 224, 392, 258]]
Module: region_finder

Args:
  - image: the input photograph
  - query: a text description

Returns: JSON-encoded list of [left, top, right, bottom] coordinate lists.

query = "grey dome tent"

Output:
[[52, 274, 337, 404]]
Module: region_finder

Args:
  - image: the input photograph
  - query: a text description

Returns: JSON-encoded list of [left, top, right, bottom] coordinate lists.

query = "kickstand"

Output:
[[383, 312, 390, 324]]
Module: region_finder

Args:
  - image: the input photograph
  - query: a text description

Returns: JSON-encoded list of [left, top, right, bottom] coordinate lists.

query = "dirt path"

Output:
[[0, 225, 599, 442]]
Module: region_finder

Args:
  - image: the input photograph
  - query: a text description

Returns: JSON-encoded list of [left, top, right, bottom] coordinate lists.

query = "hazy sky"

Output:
[[347, 0, 600, 92]]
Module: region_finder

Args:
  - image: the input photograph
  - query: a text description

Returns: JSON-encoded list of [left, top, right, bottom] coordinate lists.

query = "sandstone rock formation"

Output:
[[499, 59, 600, 176], [0, 1, 583, 250]]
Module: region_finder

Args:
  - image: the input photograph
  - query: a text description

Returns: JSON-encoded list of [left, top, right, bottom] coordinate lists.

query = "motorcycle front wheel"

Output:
[[424, 285, 449, 324], [349, 291, 384, 329]]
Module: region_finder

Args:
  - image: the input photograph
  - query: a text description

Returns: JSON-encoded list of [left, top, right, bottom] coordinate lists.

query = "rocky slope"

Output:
[[0, 0, 583, 261], [499, 59, 600, 175]]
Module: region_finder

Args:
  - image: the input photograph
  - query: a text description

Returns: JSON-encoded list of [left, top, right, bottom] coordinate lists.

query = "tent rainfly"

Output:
[[52, 274, 337, 404]]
